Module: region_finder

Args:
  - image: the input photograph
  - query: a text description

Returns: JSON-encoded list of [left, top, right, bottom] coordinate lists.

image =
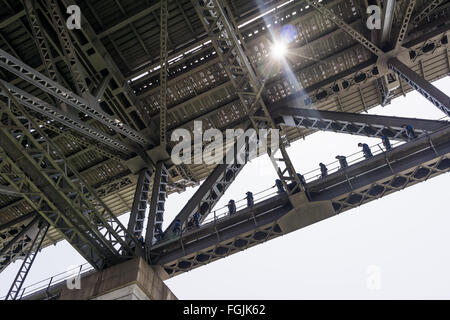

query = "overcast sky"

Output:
[[0, 77, 449, 299]]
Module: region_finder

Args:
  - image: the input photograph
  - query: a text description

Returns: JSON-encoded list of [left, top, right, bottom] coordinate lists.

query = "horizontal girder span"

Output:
[[152, 125, 450, 276], [273, 107, 449, 140]]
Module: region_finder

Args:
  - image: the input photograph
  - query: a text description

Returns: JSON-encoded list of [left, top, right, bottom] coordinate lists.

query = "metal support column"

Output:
[[145, 162, 168, 252], [127, 169, 153, 241], [388, 57, 450, 116], [394, 0, 416, 49], [411, 0, 445, 28], [23, 0, 60, 84], [45, 0, 89, 95], [163, 143, 247, 238], [160, 0, 168, 147]]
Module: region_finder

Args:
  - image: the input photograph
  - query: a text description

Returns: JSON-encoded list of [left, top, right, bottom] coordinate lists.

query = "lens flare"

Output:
[[271, 41, 287, 59]]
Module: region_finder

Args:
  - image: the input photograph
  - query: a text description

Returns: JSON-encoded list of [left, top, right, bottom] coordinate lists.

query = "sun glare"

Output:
[[271, 41, 287, 59]]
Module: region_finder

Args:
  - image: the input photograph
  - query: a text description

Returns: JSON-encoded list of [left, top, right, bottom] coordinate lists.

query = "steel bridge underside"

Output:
[[1, 1, 450, 253], [152, 126, 450, 277], [0, 0, 449, 287]]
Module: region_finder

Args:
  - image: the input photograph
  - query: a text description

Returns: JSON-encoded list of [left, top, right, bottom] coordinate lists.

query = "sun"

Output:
[[271, 41, 287, 59]]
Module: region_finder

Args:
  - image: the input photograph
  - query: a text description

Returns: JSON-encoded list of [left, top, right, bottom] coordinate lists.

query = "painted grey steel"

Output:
[[0, 81, 133, 154], [0, 48, 149, 147], [388, 57, 450, 117], [127, 169, 152, 240], [5, 220, 49, 300], [0, 216, 40, 273], [145, 162, 168, 254], [381, 0, 396, 45], [275, 107, 449, 140], [152, 125, 450, 276]]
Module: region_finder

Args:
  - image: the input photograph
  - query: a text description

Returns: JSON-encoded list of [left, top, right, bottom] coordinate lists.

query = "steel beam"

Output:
[[152, 125, 450, 276], [145, 162, 168, 253], [163, 142, 248, 239], [394, 0, 416, 49], [5, 219, 49, 300], [127, 169, 152, 240], [0, 81, 134, 155], [274, 107, 449, 140], [94, 74, 113, 101], [160, 0, 168, 147], [0, 184, 22, 196], [411, 0, 445, 27], [305, 0, 383, 56], [23, 0, 60, 84], [44, 0, 89, 95], [0, 48, 150, 147], [60, 0, 155, 134], [0, 216, 40, 273], [381, 0, 396, 45], [192, 0, 303, 196], [388, 57, 450, 117], [0, 85, 141, 269]]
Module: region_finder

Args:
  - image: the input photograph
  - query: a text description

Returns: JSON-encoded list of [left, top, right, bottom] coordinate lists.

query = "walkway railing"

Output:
[[1, 263, 94, 300], [6, 115, 449, 299]]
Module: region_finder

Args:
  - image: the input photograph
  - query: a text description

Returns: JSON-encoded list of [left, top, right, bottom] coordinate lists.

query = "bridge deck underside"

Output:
[[153, 126, 450, 276], [0, 0, 449, 255]]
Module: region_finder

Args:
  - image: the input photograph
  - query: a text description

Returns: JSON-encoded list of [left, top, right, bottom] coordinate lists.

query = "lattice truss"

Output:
[[331, 155, 450, 213], [0, 0, 449, 285]]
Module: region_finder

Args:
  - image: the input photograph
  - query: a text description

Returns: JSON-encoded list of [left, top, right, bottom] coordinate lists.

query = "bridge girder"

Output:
[[152, 125, 450, 277], [0, 215, 40, 274], [274, 107, 449, 140], [0, 86, 141, 269], [388, 57, 450, 117]]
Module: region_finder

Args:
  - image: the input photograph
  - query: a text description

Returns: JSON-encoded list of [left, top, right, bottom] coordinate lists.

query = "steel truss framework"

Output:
[[145, 162, 168, 254], [0, 0, 449, 290], [23, 0, 61, 85], [127, 169, 152, 240], [411, 0, 446, 27], [389, 57, 450, 117], [0, 86, 141, 269], [275, 107, 449, 140], [5, 218, 49, 300], [45, 0, 89, 95], [0, 48, 149, 147], [160, 0, 168, 147], [0, 215, 39, 273], [192, 0, 303, 196], [151, 125, 450, 276]]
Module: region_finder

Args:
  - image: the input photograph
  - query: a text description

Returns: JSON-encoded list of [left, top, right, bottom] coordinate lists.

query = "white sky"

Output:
[[0, 77, 449, 299]]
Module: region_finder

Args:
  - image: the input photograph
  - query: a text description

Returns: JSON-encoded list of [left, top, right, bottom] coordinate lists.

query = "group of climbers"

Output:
[[318, 124, 416, 177], [166, 124, 418, 238]]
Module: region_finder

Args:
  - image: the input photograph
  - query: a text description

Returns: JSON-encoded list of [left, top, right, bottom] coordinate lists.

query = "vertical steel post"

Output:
[[160, 0, 168, 147]]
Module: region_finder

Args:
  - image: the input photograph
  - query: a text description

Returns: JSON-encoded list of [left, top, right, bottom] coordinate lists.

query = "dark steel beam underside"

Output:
[[272, 106, 449, 140]]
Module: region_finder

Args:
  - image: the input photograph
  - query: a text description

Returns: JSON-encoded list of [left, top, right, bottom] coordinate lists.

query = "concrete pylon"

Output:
[[59, 258, 177, 300]]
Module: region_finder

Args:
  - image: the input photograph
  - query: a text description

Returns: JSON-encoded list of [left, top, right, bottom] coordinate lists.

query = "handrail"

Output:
[[8, 118, 449, 300], [1, 262, 94, 300]]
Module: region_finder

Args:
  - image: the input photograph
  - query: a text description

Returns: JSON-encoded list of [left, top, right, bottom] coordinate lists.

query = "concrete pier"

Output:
[[59, 258, 177, 300]]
